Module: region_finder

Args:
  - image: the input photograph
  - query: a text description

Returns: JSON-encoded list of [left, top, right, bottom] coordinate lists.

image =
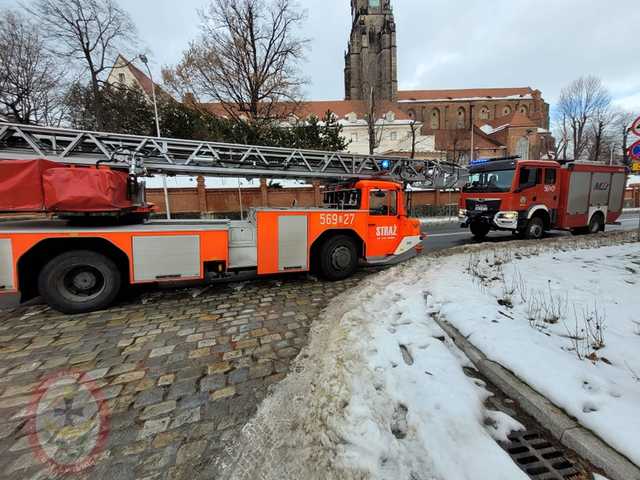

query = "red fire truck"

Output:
[[458, 158, 628, 240], [0, 123, 450, 314]]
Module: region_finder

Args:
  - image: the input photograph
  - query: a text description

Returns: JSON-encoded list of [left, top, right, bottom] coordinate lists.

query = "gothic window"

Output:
[[456, 107, 466, 129], [118, 73, 125, 83], [407, 109, 416, 120], [430, 109, 440, 129], [517, 137, 529, 160], [503, 105, 512, 116], [369, 0, 381, 7], [480, 106, 490, 120], [519, 105, 528, 115]]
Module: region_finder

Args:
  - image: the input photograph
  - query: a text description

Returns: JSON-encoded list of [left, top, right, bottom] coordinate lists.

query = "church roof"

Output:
[[296, 100, 412, 121], [201, 99, 413, 122], [398, 87, 536, 103]]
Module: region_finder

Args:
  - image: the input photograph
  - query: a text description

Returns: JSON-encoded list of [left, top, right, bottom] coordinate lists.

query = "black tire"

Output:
[[588, 213, 604, 234], [318, 235, 358, 281], [470, 222, 490, 241], [524, 217, 545, 240], [38, 250, 122, 314]]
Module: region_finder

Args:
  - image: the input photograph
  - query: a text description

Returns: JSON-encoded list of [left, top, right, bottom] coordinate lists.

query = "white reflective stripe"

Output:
[[0, 239, 14, 290], [394, 235, 421, 255]]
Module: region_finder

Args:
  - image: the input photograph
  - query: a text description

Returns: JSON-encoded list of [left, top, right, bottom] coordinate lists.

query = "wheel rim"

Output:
[[590, 219, 601, 233], [60, 266, 106, 302], [530, 223, 543, 238], [331, 245, 352, 271]]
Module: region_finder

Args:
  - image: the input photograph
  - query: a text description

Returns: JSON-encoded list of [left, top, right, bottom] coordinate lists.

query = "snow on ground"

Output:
[[425, 236, 640, 468], [216, 231, 639, 479]]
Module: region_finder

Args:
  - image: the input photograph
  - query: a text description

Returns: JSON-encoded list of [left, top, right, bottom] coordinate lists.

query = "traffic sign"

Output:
[[632, 162, 640, 172], [632, 115, 640, 137], [631, 140, 640, 161]]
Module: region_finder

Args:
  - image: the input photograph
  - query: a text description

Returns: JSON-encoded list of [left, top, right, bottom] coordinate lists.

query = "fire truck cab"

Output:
[[0, 180, 421, 314], [459, 159, 627, 240]]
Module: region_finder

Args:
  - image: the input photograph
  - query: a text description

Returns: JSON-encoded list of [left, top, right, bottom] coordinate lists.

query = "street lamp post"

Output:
[[139, 54, 171, 220]]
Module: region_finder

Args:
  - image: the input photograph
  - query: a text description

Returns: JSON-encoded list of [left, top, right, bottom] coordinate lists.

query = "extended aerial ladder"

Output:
[[0, 122, 465, 187]]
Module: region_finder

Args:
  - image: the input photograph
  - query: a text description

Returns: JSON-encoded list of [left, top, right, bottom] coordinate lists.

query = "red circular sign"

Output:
[[632, 116, 640, 137]]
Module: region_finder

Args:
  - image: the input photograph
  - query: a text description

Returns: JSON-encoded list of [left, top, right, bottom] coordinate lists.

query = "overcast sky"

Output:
[[4, 0, 640, 113]]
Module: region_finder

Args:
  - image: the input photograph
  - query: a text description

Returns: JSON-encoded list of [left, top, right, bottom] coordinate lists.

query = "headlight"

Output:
[[458, 209, 467, 217], [497, 211, 518, 220]]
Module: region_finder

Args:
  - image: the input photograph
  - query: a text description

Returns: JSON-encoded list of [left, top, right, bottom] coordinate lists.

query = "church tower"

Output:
[[344, 0, 398, 102]]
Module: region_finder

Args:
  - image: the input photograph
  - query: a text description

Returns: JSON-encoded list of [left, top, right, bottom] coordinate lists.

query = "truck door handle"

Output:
[[532, 196, 537, 201]]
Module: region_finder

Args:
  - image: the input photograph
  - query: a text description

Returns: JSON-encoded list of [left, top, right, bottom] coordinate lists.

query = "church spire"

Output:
[[345, 0, 397, 102]]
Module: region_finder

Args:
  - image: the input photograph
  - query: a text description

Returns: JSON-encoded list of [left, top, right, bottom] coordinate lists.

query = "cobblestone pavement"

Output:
[[0, 272, 370, 479]]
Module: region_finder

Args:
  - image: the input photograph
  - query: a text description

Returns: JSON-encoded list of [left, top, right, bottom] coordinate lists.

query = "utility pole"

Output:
[[140, 54, 171, 220]]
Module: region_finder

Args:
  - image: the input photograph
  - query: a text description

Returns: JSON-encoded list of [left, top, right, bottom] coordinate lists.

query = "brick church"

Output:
[[338, 0, 555, 162]]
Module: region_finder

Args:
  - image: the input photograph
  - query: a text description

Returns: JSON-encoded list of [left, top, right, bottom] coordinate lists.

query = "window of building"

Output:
[[369, 190, 397, 216], [544, 168, 557, 185], [118, 73, 125, 83], [516, 136, 529, 160], [369, 0, 381, 7], [390, 131, 397, 141], [503, 106, 512, 116], [430, 109, 440, 129], [456, 107, 465, 129], [519, 105, 528, 115], [480, 106, 490, 120]]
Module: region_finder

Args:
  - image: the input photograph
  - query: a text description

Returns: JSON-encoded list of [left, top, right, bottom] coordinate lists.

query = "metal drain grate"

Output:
[[503, 429, 585, 480]]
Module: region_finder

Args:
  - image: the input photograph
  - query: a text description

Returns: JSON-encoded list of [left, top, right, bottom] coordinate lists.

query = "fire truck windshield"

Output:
[[463, 169, 516, 193]]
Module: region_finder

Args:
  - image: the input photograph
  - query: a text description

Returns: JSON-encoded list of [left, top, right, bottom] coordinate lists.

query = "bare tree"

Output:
[[24, 0, 137, 129], [164, 0, 307, 129], [557, 76, 611, 160], [0, 10, 64, 124]]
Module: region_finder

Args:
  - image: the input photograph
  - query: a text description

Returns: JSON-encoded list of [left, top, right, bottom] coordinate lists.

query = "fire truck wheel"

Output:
[[588, 213, 604, 234], [470, 222, 490, 240], [524, 217, 545, 240], [38, 250, 122, 314], [318, 235, 358, 281]]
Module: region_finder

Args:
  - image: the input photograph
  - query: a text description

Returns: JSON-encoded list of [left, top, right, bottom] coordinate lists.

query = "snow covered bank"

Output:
[[425, 232, 640, 469]]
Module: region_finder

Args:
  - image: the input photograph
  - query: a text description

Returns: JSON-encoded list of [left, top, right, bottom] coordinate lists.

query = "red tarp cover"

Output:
[[0, 159, 134, 213], [0, 159, 58, 212], [43, 167, 132, 212]]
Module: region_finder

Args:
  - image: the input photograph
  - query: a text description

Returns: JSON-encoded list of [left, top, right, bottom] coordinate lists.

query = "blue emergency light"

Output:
[[380, 159, 391, 170], [470, 158, 489, 166]]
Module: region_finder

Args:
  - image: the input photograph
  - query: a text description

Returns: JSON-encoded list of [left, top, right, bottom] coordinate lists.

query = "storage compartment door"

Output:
[[609, 173, 626, 212], [590, 173, 612, 207], [133, 236, 200, 282], [278, 216, 308, 271], [567, 172, 591, 214], [0, 239, 14, 291]]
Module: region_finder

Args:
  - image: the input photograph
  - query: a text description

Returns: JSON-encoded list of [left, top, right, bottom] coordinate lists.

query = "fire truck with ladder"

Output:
[[458, 157, 628, 240], [0, 123, 460, 314]]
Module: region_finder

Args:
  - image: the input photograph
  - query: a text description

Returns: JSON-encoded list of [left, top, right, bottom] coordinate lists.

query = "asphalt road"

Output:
[[420, 212, 640, 252]]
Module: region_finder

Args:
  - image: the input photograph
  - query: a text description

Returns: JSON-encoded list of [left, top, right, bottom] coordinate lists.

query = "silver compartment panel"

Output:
[[229, 221, 257, 269], [0, 239, 14, 290], [609, 173, 626, 212], [567, 172, 591, 214], [133, 236, 200, 282], [278, 216, 307, 271], [590, 172, 611, 206]]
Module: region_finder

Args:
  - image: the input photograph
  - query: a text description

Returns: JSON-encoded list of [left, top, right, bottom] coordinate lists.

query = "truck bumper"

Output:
[[364, 245, 420, 267], [461, 211, 522, 231]]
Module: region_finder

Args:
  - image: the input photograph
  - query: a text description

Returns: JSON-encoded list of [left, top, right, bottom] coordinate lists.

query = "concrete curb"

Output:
[[433, 316, 640, 480]]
